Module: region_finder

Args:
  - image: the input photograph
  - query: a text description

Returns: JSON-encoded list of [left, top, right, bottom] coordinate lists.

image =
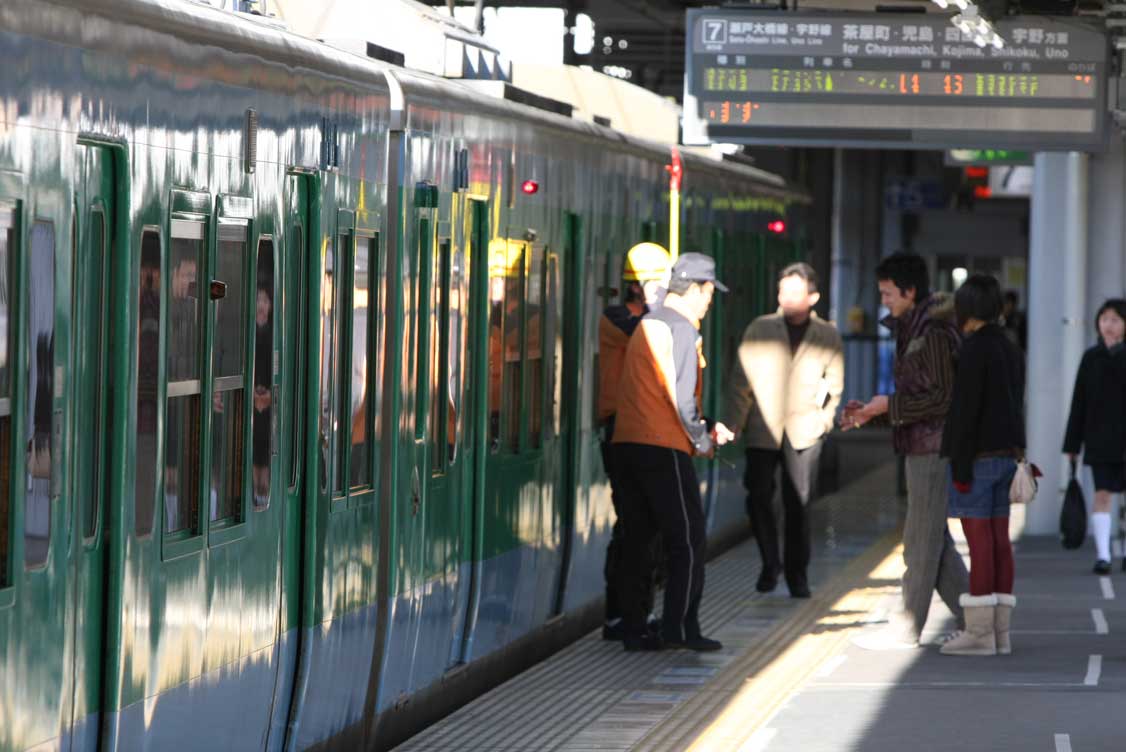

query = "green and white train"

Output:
[[0, 0, 808, 749]]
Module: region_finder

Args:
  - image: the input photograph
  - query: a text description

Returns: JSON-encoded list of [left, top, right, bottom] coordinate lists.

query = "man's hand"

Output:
[[840, 395, 889, 431], [712, 422, 735, 447]]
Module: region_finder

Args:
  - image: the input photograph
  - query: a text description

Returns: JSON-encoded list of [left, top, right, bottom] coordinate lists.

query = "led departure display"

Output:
[[682, 11, 1108, 151]]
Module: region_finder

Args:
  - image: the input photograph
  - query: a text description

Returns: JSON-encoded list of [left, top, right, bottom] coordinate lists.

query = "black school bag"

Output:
[[1060, 460, 1087, 550]]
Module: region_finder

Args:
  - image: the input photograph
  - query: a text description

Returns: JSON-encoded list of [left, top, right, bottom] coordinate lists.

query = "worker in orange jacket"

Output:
[[599, 242, 670, 641]]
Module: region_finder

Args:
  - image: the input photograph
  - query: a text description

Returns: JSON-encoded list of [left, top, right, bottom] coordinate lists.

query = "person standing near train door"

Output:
[[613, 253, 734, 652], [598, 243, 671, 641], [724, 262, 844, 599]]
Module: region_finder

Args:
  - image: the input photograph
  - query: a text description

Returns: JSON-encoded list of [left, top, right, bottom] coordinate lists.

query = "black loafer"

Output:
[[756, 569, 780, 593], [602, 621, 625, 641], [1094, 560, 1112, 575], [664, 635, 724, 652], [787, 580, 812, 599]]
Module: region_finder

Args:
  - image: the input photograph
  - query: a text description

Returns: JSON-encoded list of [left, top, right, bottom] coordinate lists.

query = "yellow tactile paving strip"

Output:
[[656, 537, 907, 752]]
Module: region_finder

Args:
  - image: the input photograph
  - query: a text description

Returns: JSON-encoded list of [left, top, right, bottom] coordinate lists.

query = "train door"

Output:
[[66, 142, 115, 749], [269, 172, 311, 745], [0, 166, 72, 751]]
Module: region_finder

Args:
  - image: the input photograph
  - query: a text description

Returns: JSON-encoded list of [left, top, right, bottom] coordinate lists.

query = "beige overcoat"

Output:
[[724, 311, 844, 451]]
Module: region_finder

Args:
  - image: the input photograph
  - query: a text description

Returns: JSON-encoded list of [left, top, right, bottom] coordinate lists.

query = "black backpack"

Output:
[[1060, 460, 1087, 550]]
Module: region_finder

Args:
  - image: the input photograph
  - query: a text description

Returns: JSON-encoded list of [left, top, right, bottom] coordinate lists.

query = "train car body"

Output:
[[0, 1, 809, 749]]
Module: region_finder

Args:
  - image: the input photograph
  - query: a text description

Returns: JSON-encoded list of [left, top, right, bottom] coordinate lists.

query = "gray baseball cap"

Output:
[[670, 252, 728, 293]]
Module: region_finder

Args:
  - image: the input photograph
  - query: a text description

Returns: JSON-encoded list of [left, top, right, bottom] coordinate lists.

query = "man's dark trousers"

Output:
[[744, 436, 823, 590], [614, 442, 707, 642]]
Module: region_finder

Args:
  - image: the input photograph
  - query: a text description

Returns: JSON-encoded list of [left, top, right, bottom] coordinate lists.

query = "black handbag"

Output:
[[1060, 459, 1087, 550]]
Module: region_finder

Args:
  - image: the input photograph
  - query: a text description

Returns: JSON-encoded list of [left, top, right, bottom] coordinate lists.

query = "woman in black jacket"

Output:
[[1063, 298, 1126, 575], [939, 275, 1026, 657]]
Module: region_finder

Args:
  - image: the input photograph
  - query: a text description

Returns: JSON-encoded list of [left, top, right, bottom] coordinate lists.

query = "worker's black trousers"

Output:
[[613, 442, 707, 642]]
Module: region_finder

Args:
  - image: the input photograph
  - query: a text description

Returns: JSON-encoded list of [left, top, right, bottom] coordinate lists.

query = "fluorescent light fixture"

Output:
[[931, 0, 949, 8]]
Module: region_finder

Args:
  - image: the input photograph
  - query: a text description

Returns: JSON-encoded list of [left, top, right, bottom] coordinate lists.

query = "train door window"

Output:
[[286, 224, 305, 491], [210, 222, 248, 524], [319, 238, 338, 493], [429, 239, 451, 472], [349, 234, 373, 489], [136, 229, 161, 536], [486, 241, 504, 451], [502, 241, 525, 453], [24, 220, 55, 568], [165, 219, 204, 536], [0, 206, 14, 582], [252, 239, 275, 509], [526, 244, 544, 449], [84, 209, 107, 538], [446, 236, 466, 464]]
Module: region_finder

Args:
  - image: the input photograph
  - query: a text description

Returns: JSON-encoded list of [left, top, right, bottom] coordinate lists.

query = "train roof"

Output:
[[7, 0, 810, 203]]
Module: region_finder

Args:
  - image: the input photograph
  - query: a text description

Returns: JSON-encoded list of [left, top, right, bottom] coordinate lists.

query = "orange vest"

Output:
[[612, 317, 705, 455]]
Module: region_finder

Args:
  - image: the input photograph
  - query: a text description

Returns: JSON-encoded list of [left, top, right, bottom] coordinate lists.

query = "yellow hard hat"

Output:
[[623, 242, 670, 283], [489, 238, 524, 278]]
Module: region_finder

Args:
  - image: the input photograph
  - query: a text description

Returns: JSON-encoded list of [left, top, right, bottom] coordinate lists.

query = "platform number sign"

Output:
[[703, 19, 727, 45]]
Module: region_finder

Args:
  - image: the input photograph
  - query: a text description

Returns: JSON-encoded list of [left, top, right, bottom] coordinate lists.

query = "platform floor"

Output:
[[394, 461, 1120, 751]]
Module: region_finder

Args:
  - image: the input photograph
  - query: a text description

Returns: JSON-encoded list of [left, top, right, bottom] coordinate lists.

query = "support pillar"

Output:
[[1024, 152, 1089, 535]]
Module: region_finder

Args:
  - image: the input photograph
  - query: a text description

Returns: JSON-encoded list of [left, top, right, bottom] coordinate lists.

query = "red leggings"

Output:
[[960, 517, 1014, 596]]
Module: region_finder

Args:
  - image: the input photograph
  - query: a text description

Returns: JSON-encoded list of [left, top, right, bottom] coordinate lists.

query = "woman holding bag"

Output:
[[1063, 299, 1126, 574], [939, 275, 1026, 656]]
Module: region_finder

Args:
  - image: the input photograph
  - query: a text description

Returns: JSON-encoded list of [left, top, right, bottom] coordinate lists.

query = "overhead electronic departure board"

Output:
[[682, 10, 1108, 151]]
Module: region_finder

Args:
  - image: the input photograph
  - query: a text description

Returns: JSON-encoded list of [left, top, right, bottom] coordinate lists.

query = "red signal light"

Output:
[[973, 185, 993, 199], [767, 220, 786, 234], [521, 180, 539, 195]]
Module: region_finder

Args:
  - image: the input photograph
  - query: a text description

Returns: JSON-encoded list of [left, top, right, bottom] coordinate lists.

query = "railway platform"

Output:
[[395, 460, 1121, 751]]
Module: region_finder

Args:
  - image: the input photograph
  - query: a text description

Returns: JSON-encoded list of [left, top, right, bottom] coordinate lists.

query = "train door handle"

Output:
[[270, 384, 280, 457], [410, 467, 421, 517]]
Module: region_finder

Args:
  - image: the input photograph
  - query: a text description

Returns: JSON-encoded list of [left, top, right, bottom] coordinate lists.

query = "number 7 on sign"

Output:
[[704, 20, 727, 44]]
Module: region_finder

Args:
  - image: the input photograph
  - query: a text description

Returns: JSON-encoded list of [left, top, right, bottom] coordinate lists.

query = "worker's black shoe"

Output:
[[755, 568, 780, 593], [1094, 560, 1111, 575], [623, 632, 665, 652], [787, 577, 812, 599], [663, 634, 723, 652], [602, 620, 625, 641]]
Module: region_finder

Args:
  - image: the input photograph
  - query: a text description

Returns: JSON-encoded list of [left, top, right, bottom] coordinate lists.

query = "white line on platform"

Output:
[[1055, 733, 1073, 752], [1092, 608, 1109, 634], [815, 655, 848, 679], [1085, 654, 1103, 687], [1101, 577, 1116, 600], [809, 681, 1086, 689], [736, 727, 777, 752]]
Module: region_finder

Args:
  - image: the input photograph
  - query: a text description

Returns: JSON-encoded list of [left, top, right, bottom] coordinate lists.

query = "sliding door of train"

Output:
[[463, 211, 562, 659], [66, 142, 115, 749]]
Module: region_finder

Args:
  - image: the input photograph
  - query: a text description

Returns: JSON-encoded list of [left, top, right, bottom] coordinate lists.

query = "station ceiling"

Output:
[[448, 0, 1094, 100]]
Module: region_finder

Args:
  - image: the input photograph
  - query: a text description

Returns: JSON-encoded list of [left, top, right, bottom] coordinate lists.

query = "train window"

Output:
[[0, 207, 14, 582], [164, 219, 203, 536], [447, 236, 466, 464], [24, 220, 55, 568], [319, 238, 338, 493], [252, 239, 274, 509], [135, 230, 161, 536], [429, 239, 451, 472], [349, 234, 372, 489], [526, 244, 544, 449], [210, 222, 248, 523], [503, 242, 525, 453], [84, 210, 107, 539], [286, 224, 305, 491]]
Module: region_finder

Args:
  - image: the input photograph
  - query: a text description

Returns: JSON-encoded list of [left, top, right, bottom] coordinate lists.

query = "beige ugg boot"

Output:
[[940, 594, 997, 656], [994, 593, 1016, 655]]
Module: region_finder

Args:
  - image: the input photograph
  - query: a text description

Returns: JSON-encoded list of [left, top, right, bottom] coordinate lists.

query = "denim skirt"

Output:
[[947, 457, 1017, 519]]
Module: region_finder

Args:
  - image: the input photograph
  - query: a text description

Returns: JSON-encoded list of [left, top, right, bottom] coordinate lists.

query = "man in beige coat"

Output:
[[725, 263, 844, 598]]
